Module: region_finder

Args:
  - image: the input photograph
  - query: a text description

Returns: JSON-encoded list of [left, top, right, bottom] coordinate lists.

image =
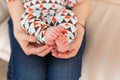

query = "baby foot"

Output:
[[45, 27, 62, 45], [55, 35, 69, 53]]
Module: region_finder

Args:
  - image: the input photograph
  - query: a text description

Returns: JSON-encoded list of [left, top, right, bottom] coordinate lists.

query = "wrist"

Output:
[[75, 22, 85, 41], [13, 22, 24, 35], [76, 22, 86, 31]]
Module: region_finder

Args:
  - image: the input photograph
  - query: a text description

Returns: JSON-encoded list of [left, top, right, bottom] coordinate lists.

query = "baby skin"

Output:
[[45, 26, 69, 53]]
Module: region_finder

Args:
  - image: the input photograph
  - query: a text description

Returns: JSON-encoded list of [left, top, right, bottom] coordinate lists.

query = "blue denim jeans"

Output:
[[7, 18, 86, 80]]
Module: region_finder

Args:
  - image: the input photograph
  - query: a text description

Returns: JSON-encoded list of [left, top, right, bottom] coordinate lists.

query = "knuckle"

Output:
[[40, 50, 50, 57], [39, 54, 46, 57], [24, 51, 29, 55], [23, 49, 30, 55], [45, 50, 50, 54]]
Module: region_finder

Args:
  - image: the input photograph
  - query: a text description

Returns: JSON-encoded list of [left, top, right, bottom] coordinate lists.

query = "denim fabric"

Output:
[[7, 18, 86, 80]]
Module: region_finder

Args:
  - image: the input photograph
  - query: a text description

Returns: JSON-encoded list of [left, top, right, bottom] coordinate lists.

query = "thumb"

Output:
[[22, 33, 37, 42], [68, 42, 78, 51]]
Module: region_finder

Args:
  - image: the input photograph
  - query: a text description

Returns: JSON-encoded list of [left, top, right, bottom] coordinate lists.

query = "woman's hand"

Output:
[[7, 0, 53, 57], [51, 25, 85, 59], [52, 0, 90, 59], [13, 24, 54, 57]]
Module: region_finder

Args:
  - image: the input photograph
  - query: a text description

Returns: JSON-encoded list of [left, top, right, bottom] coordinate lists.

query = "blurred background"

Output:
[[0, 0, 120, 80]]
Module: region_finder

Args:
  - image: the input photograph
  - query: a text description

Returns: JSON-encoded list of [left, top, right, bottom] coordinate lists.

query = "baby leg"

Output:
[[20, 12, 49, 44], [54, 9, 78, 52]]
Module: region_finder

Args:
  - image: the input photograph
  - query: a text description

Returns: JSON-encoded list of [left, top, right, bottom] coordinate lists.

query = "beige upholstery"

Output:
[[0, 0, 10, 61], [0, 0, 9, 23], [81, 0, 120, 80], [94, 0, 120, 5], [0, 18, 10, 61]]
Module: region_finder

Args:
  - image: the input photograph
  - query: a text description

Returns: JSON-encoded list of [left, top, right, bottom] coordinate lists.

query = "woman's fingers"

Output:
[[14, 25, 52, 57], [51, 29, 83, 59], [25, 35, 36, 42], [36, 46, 54, 57], [68, 41, 78, 51], [21, 32, 36, 42], [52, 51, 69, 59], [51, 49, 69, 59], [20, 41, 52, 56], [52, 48, 78, 59], [27, 45, 48, 54]]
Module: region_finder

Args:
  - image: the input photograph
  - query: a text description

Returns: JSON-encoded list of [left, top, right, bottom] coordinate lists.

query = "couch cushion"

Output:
[[0, 0, 9, 24], [94, 0, 120, 5], [0, 17, 10, 61], [81, 1, 120, 80]]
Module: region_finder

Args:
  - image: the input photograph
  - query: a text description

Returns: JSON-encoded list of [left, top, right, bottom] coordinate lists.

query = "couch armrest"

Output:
[[0, 17, 11, 62]]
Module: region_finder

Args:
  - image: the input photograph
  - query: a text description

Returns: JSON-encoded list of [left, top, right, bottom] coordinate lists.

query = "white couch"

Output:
[[0, 0, 10, 61], [0, 0, 120, 80], [81, 0, 120, 80]]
